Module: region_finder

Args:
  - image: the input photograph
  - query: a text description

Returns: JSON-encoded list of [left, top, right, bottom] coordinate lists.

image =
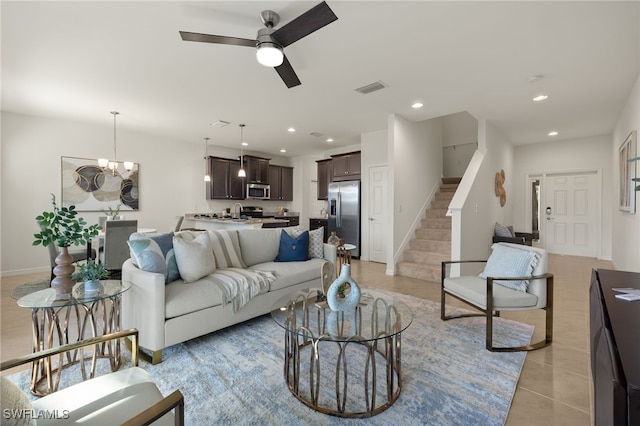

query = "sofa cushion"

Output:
[[251, 258, 325, 291], [479, 243, 540, 292], [128, 232, 180, 284], [285, 226, 324, 259], [208, 230, 247, 269], [444, 275, 539, 310], [275, 229, 309, 262], [173, 232, 216, 283], [165, 274, 224, 319], [238, 228, 282, 267]]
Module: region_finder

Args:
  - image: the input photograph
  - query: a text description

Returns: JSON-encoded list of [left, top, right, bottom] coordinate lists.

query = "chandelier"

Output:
[[98, 111, 133, 175]]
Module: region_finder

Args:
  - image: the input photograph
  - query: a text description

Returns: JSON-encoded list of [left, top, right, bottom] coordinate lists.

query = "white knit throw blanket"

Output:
[[210, 268, 277, 313]]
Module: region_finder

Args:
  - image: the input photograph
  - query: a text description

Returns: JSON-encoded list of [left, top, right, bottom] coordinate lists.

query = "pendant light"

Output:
[[238, 124, 246, 178], [203, 137, 211, 182], [98, 111, 133, 175]]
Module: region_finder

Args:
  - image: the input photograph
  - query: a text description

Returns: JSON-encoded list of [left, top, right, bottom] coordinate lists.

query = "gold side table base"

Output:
[[29, 296, 124, 396]]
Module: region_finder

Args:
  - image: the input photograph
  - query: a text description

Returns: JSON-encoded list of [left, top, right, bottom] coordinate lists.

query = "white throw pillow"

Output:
[[1, 376, 35, 426], [173, 232, 216, 283], [479, 243, 540, 292]]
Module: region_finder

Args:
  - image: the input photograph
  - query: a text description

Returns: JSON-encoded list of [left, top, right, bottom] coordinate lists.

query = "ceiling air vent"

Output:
[[210, 120, 230, 128], [355, 81, 387, 95]]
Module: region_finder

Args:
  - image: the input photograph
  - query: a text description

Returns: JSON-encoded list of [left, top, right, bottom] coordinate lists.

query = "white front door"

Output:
[[368, 165, 387, 263], [544, 171, 599, 257]]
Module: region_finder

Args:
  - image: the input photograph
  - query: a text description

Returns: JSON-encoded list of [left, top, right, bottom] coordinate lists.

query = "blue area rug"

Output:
[[8, 291, 532, 425]]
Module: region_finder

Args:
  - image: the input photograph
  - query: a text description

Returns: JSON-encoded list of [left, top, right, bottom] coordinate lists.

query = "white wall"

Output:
[[513, 135, 613, 260], [442, 112, 478, 178], [451, 119, 514, 263], [612, 73, 640, 271], [0, 112, 291, 275], [389, 114, 443, 267]]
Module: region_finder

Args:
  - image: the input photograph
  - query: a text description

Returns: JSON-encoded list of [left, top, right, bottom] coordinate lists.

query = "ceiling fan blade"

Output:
[[179, 31, 256, 48], [275, 55, 301, 88], [271, 1, 338, 48]]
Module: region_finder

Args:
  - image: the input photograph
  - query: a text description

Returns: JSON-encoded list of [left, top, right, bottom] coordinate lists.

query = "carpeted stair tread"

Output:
[[397, 261, 442, 282], [397, 180, 457, 282]]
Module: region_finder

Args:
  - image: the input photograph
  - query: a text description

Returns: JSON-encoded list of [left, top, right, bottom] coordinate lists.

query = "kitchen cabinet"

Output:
[[331, 151, 361, 181], [243, 155, 270, 184], [269, 165, 293, 201], [309, 218, 329, 243], [207, 157, 245, 200], [316, 159, 332, 200]]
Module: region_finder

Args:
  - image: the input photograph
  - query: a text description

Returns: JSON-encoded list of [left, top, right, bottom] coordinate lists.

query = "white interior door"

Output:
[[544, 171, 599, 257], [368, 165, 387, 263]]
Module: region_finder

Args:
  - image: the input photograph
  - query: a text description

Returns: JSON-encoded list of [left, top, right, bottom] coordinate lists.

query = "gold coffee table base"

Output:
[[278, 293, 406, 418]]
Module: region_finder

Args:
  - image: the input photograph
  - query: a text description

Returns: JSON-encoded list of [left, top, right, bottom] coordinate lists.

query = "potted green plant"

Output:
[[101, 203, 122, 220], [72, 258, 109, 292], [33, 194, 101, 297]]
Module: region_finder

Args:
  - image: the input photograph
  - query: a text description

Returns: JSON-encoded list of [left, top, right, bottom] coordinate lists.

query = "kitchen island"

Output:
[[182, 213, 289, 231]]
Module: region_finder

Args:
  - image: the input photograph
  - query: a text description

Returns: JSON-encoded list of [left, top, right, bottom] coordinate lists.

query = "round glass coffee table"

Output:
[[271, 288, 413, 418], [17, 280, 130, 395]]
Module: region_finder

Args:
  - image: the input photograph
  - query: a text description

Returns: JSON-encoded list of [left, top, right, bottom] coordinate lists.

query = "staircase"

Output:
[[397, 178, 460, 282]]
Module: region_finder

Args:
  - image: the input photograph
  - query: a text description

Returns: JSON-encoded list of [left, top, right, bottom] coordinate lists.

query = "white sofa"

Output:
[[122, 227, 337, 363]]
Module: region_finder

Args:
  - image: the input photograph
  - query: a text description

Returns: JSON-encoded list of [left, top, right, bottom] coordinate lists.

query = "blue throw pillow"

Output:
[[479, 243, 540, 292], [128, 232, 180, 283], [275, 229, 309, 262]]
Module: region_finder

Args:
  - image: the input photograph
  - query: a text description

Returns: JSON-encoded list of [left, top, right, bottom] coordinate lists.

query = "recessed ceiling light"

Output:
[[241, 142, 248, 146], [548, 131, 558, 136], [287, 127, 295, 132], [533, 93, 548, 102], [280, 149, 286, 153], [326, 138, 334, 143], [412, 102, 424, 109]]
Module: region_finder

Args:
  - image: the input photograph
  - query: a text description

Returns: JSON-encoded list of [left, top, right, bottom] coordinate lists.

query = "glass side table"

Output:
[[271, 288, 413, 418], [17, 280, 130, 395]]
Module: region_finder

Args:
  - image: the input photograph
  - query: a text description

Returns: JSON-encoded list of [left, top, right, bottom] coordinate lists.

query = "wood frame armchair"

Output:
[[440, 243, 554, 352], [1, 329, 184, 425]]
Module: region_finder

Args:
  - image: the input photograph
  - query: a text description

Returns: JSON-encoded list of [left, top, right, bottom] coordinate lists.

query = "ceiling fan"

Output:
[[179, 1, 338, 89]]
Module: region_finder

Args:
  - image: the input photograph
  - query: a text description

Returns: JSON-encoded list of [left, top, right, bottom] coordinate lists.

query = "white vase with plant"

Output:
[[101, 203, 122, 220], [72, 258, 109, 293], [33, 194, 101, 298]]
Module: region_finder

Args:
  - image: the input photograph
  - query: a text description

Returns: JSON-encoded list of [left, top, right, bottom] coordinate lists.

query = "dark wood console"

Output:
[[590, 269, 640, 425]]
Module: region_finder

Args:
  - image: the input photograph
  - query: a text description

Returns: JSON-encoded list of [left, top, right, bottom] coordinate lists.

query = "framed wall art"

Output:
[[619, 130, 637, 213], [61, 156, 139, 212]]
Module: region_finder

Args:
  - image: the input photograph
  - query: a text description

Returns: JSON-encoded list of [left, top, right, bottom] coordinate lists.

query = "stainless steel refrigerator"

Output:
[[328, 181, 361, 258]]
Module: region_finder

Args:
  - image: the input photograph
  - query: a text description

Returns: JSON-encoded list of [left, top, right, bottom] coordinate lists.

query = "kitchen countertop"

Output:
[[185, 213, 289, 225]]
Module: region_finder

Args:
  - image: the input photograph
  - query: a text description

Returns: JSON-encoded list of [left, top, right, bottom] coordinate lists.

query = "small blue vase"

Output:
[[327, 264, 360, 311]]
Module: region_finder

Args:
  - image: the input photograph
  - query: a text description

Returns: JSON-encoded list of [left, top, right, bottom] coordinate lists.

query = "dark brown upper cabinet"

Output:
[[269, 165, 293, 201], [331, 151, 361, 181], [316, 159, 333, 200], [243, 155, 270, 184], [206, 157, 245, 200]]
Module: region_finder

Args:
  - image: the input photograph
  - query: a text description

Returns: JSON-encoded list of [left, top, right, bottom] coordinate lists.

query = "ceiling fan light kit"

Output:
[[180, 1, 337, 88]]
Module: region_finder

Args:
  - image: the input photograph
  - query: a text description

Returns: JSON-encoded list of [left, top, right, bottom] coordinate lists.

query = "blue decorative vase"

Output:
[[327, 264, 360, 311]]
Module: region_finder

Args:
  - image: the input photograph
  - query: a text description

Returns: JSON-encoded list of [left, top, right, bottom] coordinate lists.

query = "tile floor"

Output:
[[1, 254, 612, 425]]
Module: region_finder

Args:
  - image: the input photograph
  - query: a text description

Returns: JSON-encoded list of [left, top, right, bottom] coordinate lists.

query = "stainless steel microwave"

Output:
[[246, 183, 270, 200]]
